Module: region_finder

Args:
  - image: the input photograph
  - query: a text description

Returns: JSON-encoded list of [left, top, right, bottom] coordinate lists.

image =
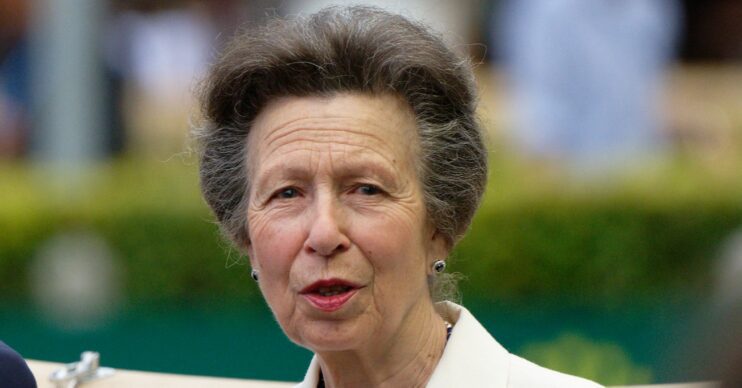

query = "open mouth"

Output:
[[300, 279, 361, 312], [315, 284, 352, 296]]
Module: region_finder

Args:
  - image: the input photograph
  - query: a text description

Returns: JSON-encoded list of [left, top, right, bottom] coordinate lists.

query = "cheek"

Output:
[[248, 213, 306, 308], [357, 210, 429, 280], [248, 216, 307, 335], [249, 212, 304, 267], [358, 219, 431, 327]]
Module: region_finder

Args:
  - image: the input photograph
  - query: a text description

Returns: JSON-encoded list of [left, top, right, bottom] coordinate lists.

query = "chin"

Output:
[[288, 318, 368, 353]]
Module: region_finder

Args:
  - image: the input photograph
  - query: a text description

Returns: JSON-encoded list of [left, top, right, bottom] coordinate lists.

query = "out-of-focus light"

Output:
[[29, 230, 122, 330]]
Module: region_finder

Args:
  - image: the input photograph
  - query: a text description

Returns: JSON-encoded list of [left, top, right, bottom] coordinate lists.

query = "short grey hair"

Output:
[[195, 6, 488, 297]]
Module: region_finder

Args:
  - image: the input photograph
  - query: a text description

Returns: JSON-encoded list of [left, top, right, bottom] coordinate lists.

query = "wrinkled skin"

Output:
[[246, 93, 449, 386]]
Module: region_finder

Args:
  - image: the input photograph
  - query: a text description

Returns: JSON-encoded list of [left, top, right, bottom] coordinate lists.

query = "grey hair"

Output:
[[195, 6, 487, 301]]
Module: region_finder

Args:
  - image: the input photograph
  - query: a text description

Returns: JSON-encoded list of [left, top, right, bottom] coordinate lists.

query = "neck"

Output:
[[316, 303, 447, 388]]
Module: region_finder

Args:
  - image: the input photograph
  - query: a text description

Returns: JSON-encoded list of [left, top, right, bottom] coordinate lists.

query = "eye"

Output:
[[273, 187, 300, 199], [355, 184, 382, 196]]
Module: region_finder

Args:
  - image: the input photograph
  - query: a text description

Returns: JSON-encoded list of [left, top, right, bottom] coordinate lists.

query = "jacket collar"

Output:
[[426, 301, 509, 387], [296, 356, 320, 388], [295, 302, 510, 388]]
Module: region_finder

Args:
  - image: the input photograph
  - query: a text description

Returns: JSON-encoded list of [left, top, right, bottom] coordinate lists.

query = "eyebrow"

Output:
[[335, 161, 399, 189], [252, 155, 400, 195]]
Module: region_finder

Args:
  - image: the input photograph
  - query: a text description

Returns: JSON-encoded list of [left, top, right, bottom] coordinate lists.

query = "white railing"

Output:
[[28, 359, 718, 388]]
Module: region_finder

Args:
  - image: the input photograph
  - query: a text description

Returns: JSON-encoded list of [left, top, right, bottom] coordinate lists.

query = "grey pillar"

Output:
[[31, 0, 106, 174]]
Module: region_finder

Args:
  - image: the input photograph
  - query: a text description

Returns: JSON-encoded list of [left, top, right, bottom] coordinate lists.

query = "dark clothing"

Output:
[[0, 341, 37, 388]]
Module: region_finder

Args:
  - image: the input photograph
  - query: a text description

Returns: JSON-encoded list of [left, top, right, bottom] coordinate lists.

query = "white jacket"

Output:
[[296, 302, 604, 387]]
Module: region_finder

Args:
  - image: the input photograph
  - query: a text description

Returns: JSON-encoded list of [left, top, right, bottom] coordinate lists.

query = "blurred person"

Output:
[[496, 0, 681, 176], [107, 0, 216, 153], [2, 0, 126, 159], [196, 7, 603, 387], [0, 0, 30, 158], [679, 228, 742, 386], [706, 229, 742, 387]]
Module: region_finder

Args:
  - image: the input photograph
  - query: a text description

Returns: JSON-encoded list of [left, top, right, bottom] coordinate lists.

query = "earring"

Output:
[[433, 260, 446, 273], [250, 269, 259, 281]]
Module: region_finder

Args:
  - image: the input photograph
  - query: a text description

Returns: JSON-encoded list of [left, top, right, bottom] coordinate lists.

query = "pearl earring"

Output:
[[433, 260, 446, 273], [251, 269, 259, 281]]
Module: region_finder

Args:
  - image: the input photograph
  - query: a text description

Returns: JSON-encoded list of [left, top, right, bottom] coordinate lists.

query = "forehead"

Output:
[[246, 93, 420, 174]]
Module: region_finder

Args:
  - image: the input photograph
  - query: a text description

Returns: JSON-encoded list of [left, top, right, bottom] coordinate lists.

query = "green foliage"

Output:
[[1, 157, 741, 303], [519, 333, 653, 385], [455, 196, 741, 302], [0, 159, 260, 303]]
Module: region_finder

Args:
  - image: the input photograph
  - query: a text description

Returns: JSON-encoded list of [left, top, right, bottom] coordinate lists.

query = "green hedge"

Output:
[[2, 158, 741, 303], [458, 197, 741, 302]]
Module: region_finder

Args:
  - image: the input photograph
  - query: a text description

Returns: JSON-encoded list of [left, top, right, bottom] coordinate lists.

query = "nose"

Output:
[[304, 195, 350, 257]]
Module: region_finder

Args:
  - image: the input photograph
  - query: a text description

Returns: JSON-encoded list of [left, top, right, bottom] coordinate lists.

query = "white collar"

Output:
[[426, 301, 510, 387], [295, 302, 510, 388]]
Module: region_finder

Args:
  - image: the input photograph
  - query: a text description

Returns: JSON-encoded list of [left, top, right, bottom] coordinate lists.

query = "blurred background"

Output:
[[1, 0, 741, 385]]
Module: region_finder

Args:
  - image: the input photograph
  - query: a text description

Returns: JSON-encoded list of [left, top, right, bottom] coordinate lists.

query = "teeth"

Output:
[[316, 285, 351, 296]]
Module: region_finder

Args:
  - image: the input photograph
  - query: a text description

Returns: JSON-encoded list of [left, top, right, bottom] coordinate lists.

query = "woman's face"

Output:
[[245, 93, 447, 352]]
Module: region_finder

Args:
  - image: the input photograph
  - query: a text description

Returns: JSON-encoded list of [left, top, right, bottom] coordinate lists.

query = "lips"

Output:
[[300, 278, 361, 312]]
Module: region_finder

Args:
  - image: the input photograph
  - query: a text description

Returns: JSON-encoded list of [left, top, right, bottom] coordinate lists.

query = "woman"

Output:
[[196, 6, 602, 388]]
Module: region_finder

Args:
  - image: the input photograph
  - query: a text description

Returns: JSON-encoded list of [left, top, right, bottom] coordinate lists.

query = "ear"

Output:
[[245, 237, 257, 269]]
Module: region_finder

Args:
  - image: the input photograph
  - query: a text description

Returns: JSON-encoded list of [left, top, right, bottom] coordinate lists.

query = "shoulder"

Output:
[[0, 341, 37, 388], [507, 353, 603, 388]]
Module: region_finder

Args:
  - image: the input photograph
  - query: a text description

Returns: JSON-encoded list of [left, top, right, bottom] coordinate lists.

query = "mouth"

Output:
[[299, 278, 362, 312]]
